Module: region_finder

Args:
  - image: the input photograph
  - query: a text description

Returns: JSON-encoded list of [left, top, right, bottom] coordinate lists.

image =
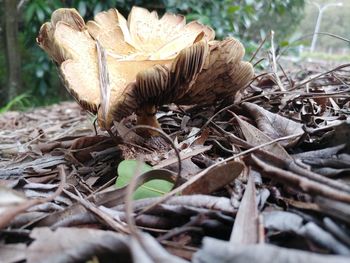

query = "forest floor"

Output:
[[0, 59, 350, 262]]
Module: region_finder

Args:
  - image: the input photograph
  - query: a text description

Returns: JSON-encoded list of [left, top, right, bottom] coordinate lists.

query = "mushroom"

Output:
[[37, 7, 254, 134]]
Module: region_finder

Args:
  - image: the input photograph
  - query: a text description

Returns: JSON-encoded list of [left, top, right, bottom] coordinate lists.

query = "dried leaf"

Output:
[[69, 135, 117, 163], [0, 244, 26, 263], [242, 102, 304, 147], [193, 238, 350, 263], [300, 222, 350, 255], [230, 173, 259, 244], [293, 145, 350, 177], [182, 161, 243, 195], [27, 227, 187, 263], [0, 186, 28, 228], [250, 154, 350, 204], [235, 113, 292, 160], [264, 211, 304, 233], [154, 145, 212, 169]]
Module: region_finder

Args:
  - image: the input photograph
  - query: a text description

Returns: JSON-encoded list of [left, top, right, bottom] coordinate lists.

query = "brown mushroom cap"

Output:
[[37, 7, 253, 129]]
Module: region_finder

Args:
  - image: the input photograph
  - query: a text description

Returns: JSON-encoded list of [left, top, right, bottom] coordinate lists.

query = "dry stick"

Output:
[[139, 132, 305, 215], [91, 176, 117, 194], [285, 160, 350, 194], [270, 30, 285, 91], [249, 34, 268, 63], [331, 73, 350, 88], [245, 72, 270, 88], [253, 57, 266, 68], [291, 63, 350, 90], [301, 95, 350, 99], [124, 141, 154, 154], [250, 155, 350, 203], [154, 145, 212, 169], [186, 101, 246, 141], [64, 188, 130, 234], [214, 119, 350, 194], [242, 87, 350, 103], [210, 122, 253, 148], [0, 165, 66, 229], [278, 62, 293, 89], [252, 145, 350, 194], [157, 216, 203, 242], [209, 139, 238, 154], [138, 120, 350, 214]]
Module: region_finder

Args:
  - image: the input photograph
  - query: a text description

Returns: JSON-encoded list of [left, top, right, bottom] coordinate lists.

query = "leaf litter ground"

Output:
[[0, 60, 350, 263]]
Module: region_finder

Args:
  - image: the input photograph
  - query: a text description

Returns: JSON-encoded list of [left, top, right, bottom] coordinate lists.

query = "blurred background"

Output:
[[0, 0, 348, 111]]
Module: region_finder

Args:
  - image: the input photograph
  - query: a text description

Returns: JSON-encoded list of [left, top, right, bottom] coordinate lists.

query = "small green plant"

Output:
[[0, 93, 31, 113], [116, 160, 174, 200]]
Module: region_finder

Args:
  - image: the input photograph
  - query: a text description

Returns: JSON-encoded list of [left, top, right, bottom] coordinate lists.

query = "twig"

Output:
[[291, 63, 350, 90], [253, 58, 266, 68], [270, 31, 285, 91], [278, 62, 293, 89], [157, 216, 203, 242], [64, 189, 130, 234], [249, 34, 268, 63], [242, 87, 350, 102], [249, 155, 350, 203], [139, 132, 304, 215]]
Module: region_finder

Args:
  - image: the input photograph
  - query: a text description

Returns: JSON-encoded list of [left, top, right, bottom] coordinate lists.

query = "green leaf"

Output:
[[78, 2, 87, 17], [279, 41, 289, 47], [116, 160, 174, 200], [25, 3, 37, 22], [228, 6, 240, 14], [36, 8, 45, 22], [0, 93, 30, 113], [186, 13, 202, 21]]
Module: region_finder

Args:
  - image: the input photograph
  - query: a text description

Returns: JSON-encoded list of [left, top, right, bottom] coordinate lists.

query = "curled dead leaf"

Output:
[[242, 102, 304, 147], [234, 113, 292, 160], [182, 161, 244, 195]]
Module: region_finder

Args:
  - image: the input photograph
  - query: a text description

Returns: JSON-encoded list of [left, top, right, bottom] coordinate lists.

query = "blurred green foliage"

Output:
[[167, 0, 305, 54], [0, 0, 305, 109]]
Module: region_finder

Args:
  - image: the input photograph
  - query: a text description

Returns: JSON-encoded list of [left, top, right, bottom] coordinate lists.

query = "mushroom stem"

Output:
[[136, 105, 160, 136]]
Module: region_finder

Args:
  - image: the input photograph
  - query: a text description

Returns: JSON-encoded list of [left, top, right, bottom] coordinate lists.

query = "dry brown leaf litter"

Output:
[[1, 8, 350, 262], [0, 60, 349, 262]]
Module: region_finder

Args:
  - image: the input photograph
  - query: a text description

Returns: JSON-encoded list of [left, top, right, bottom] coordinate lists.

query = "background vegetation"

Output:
[[298, 0, 349, 53], [0, 0, 307, 110]]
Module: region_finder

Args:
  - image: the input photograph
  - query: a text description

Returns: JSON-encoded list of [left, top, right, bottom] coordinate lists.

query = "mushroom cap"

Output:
[[37, 7, 253, 129]]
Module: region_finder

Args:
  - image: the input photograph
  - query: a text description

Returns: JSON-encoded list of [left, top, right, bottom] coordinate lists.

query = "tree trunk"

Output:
[[4, 0, 21, 101]]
